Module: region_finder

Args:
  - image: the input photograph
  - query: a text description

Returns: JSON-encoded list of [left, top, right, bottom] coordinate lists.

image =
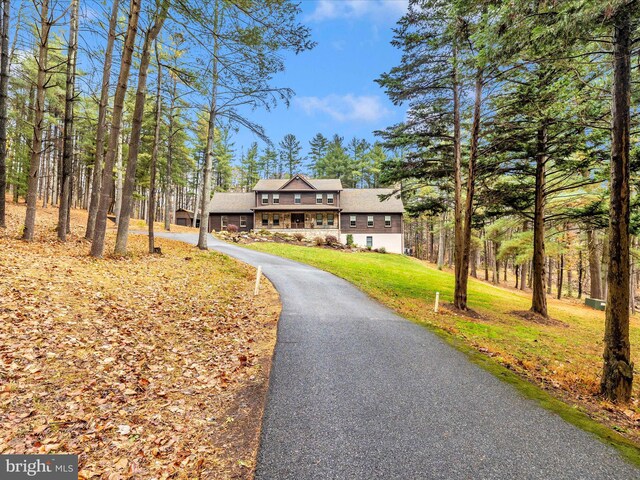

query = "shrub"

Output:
[[378, 247, 386, 254], [325, 235, 338, 246], [366, 246, 372, 251], [346, 234, 354, 246], [227, 224, 239, 233], [294, 233, 305, 242], [314, 236, 324, 246]]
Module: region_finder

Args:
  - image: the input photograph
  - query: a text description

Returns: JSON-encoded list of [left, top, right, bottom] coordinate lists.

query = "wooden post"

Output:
[[434, 291, 440, 313], [254, 266, 262, 296]]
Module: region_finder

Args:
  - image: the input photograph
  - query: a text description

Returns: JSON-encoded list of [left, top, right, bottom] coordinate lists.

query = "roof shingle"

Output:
[[340, 189, 404, 213], [209, 192, 254, 213]]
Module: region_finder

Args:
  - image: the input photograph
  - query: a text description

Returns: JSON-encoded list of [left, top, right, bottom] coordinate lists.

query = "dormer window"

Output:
[[294, 194, 301, 204], [316, 193, 323, 204], [273, 194, 279, 204], [262, 194, 268, 204], [327, 193, 334, 204]]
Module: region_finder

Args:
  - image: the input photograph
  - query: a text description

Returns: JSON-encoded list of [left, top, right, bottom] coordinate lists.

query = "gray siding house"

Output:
[[206, 174, 405, 253]]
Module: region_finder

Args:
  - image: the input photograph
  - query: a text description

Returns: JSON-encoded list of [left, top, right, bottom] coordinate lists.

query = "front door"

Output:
[[291, 213, 304, 228]]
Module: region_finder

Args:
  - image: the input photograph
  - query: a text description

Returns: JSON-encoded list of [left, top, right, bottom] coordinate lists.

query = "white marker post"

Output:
[[254, 266, 262, 296], [434, 291, 440, 313]]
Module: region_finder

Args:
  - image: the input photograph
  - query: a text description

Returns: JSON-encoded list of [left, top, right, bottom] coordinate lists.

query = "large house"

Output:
[[177, 174, 405, 253]]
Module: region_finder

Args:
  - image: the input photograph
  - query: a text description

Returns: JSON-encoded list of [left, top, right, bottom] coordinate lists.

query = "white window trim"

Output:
[[367, 215, 374, 228], [316, 213, 323, 226], [385, 215, 391, 228], [273, 194, 280, 204], [316, 194, 323, 204], [240, 216, 247, 227], [327, 193, 334, 204], [273, 214, 280, 226], [261, 194, 269, 205], [294, 194, 301, 204], [221, 216, 228, 228], [262, 214, 269, 226], [350, 215, 356, 228], [327, 214, 334, 226]]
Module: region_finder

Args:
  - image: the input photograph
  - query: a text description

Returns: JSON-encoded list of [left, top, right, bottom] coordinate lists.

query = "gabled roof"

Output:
[[208, 192, 254, 213], [253, 176, 343, 191], [340, 189, 404, 213]]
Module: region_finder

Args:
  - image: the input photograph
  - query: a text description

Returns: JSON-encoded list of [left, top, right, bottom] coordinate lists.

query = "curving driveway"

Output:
[[158, 233, 639, 479]]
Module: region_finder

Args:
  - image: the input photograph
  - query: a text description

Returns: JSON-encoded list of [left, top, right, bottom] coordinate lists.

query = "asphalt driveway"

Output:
[[157, 232, 640, 480]]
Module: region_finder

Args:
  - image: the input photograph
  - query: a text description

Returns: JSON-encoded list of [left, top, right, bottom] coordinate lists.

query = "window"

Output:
[[316, 213, 323, 226], [294, 194, 301, 204], [327, 193, 334, 204], [367, 215, 374, 227], [273, 214, 280, 226], [366, 236, 373, 248], [273, 194, 279, 204], [327, 214, 334, 226], [240, 216, 247, 228], [350, 215, 356, 228], [262, 194, 268, 205], [221, 216, 228, 228], [385, 215, 391, 228], [262, 214, 268, 227], [316, 193, 323, 204]]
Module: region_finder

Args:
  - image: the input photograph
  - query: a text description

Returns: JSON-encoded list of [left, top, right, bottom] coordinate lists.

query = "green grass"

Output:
[[244, 241, 640, 466]]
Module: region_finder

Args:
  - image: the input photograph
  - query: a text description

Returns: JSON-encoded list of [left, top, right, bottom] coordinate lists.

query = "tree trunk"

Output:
[[530, 124, 548, 317], [578, 250, 583, 299], [57, 0, 79, 241], [90, 0, 141, 257], [601, 7, 633, 403], [114, 128, 123, 223], [149, 39, 162, 253], [557, 254, 564, 300], [437, 212, 445, 269], [86, 0, 119, 240], [23, 0, 50, 241], [197, 0, 220, 249], [483, 235, 489, 281], [114, 3, 168, 255], [587, 229, 602, 299], [164, 74, 177, 231], [454, 68, 482, 310], [520, 221, 528, 290], [0, 0, 9, 227]]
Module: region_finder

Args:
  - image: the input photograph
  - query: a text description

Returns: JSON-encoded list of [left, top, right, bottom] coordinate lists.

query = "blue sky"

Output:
[[233, 0, 409, 158]]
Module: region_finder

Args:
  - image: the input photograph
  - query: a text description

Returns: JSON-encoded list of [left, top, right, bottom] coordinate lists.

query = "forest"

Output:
[[0, 0, 639, 407]]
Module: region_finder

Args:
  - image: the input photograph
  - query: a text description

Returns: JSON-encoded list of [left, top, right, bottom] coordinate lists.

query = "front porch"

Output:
[[256, 211, 340, 231]]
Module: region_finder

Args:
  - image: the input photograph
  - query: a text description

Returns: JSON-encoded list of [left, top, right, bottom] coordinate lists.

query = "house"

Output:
[[205, 174, 405, 253]]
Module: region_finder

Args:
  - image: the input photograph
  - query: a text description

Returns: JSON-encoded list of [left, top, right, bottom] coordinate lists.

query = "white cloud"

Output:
[[306, 0, 408, 23], [295, 94, 392, 123]]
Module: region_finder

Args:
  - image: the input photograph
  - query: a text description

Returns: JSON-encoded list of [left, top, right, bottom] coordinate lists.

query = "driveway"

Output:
[[157, 232, 639, 479]]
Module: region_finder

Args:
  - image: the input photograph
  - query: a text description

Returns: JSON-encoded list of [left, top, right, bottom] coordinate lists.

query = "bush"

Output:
[[294, 233, 305, 242], [366, 246, 372, 251], [227, 224, 239, 233], [346, 234, 354, 246], [378, 247, 386, 254], [325, 235, 338, 246], [314, 236, 324, 246]]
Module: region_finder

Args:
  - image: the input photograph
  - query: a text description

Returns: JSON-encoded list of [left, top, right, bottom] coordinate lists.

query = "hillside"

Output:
[[245, 241, 640, 446]]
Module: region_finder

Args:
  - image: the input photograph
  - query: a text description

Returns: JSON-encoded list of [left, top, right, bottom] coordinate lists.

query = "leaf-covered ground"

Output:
[[0, 202, 280, 479]]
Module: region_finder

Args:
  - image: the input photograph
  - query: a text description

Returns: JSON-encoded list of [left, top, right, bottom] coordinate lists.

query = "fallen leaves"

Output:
[[0, 202, 280, 478]]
